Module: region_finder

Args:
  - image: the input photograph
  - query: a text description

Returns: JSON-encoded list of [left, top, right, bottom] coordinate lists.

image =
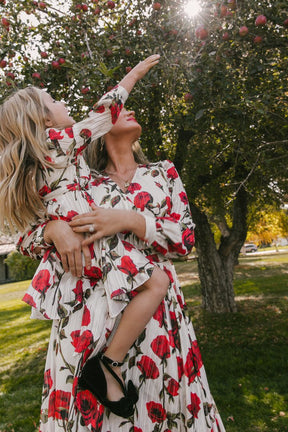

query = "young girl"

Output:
[[0, 55, 170, 417]]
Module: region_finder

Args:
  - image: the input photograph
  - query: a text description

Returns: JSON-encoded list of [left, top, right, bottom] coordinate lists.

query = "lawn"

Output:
[[0, 252, 287, 432]]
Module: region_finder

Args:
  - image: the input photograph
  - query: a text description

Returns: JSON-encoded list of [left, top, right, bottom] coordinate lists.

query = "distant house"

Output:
[[0, 235, 16, 283]]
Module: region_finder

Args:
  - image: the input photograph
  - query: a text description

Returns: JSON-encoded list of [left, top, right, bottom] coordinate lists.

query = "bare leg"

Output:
[[102, 266, 169, 401]]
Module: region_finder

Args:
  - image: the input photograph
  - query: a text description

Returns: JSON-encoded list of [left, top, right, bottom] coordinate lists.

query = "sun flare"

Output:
[[184, 0, 202, 18]]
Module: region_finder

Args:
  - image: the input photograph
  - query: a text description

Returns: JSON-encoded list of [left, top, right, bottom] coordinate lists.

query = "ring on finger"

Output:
[[89, 224, 95, 233]]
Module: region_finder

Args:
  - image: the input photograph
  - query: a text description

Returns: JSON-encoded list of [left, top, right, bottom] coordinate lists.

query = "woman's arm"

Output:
[[17, 220, 91, 278]]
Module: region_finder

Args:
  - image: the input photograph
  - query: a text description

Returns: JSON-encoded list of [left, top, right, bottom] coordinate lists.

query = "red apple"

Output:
[[81, 3, 88, 11], [152, 2, 161, 10], [253, 35, 263, 44], [284, 18, 288, 28], [184, 92, 193, 102], [125, 48, 132, 56], [81, 86, 90, 94], [38, 1, 46, 8], [107, 0, 115, 9], [91, 0, 98, 3], [58, 57, 65, 65], [1, 17, 10, 27], [195, 26, 208, 40], [222, 32, 229, 41], [220, 5, 227, 17], [105, 49, 113, 57], [51, 60, 60, 69], [75, 3, 82, 9], [0, 0, 6, 4], [239, 26, 249, 37], [137, 30, 142, 35], [94, 6, 101, 14], [255, 15, 267, 26], [32, 72, 41, 79], [125, 66, 132, 73], [6, 71, 15, 80], [0, 59, 7, 68], [40, 51, 48, 58]]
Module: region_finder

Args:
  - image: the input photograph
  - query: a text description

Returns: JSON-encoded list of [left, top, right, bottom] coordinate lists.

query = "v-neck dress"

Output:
[[18, 160, 226, 432], [21, 85, 155, 321]]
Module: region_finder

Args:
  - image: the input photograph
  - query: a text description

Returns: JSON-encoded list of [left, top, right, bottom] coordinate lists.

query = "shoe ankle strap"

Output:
[[101, 354, 124, 368]]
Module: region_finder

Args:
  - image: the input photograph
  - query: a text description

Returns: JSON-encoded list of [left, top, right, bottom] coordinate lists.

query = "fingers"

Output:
[[82, 245, 92, 270]]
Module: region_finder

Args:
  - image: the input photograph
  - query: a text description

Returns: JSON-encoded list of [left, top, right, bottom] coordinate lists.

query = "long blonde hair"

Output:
[[84, 137, 149, 173], [0, 86, 52, 232]]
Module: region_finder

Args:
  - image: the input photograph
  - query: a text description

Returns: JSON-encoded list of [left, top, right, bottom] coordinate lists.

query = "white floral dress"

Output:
[[18, 161, 226, 432], [21, 85, 155, 321]]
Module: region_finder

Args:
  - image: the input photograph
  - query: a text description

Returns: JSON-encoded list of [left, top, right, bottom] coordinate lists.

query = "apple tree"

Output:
[[1, 0, 288, 312]]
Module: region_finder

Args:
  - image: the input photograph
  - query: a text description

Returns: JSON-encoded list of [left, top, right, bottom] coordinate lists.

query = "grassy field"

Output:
[[0, 252, 287, 431]]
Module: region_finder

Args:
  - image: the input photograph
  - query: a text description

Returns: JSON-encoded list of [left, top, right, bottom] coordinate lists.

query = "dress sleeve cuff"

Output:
[[117, 85, 129, 104], [143, 215, 157, 245]]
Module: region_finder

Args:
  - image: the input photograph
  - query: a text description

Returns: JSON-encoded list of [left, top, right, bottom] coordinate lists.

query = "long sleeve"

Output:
[[17, 221, 50, 260]]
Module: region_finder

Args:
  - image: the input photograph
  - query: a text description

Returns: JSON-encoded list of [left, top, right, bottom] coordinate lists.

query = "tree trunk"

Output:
[[190, 188, 248, 313]]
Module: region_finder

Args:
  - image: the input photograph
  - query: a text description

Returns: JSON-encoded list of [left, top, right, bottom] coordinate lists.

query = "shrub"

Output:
[[4, 251, 39, 281]]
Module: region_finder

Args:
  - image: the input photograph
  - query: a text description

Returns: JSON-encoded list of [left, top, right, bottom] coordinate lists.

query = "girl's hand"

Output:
[[118, 54, 160, 94], [44, 220, 91, 277], [69, 204, 146, 246]]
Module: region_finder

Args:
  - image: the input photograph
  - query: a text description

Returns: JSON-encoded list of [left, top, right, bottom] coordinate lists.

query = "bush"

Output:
[[4, 251, 39, 281]]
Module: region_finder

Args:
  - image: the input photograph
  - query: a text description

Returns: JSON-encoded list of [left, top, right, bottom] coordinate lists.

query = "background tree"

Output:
[[1, 0, 287, 312]]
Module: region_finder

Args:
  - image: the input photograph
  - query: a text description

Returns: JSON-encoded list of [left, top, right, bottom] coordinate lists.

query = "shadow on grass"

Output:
[[186, 297, 288, 432]]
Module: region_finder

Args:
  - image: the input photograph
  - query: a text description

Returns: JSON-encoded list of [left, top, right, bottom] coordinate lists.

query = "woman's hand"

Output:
[[119, 54, 160, 94], [69, 204, 146, 246], [44, 220, 91, 277]]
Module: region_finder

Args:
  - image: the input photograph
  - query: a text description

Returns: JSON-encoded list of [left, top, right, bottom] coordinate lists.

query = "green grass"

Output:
[[0, 253, 288, 432]]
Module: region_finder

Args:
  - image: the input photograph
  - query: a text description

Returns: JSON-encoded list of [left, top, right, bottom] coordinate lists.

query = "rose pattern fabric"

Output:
[[20, 85, 156, 321], [18, 161, 225, 431]]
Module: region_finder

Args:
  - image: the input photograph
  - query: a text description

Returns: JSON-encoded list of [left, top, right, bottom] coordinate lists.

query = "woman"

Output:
[[18, 108, 226, 431]]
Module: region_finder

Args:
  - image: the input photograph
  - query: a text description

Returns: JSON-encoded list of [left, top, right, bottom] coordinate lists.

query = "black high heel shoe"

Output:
[[78, 353, 138, 418]]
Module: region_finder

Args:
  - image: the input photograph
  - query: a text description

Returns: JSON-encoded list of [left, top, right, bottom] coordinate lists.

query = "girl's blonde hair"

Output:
[[84, 137, 149, 173], [0, 86, 52, 232]]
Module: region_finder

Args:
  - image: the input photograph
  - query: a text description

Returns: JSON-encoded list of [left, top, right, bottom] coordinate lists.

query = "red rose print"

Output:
[[84, 266, 102, 286], [72, 376, 78, 397], [177, 356, 184, 381], [39, 185, 52, 197], [80, 128, 92, 139], [167, 166, 178, 179], [43, 369, 53, 389], [75, 389, 104, 429], [184, 342, 203, 384], [170, 212, 181, 221], [152, 241, 168, 256], [32, 269, 51, 293], [187, 392, 201, 418], [90, 177, 108, 187], [146, 401, 167, 423], [117, 256, 138, 277], [146, 253, 160, 263], [137, 355, 160, 379], [182, 228, 195, 251], [168, 311, 180, 350], [66, 210, 79, 221], [151, 335, 171, 360], [22, 293, 36, 308], [66, 182, 78, 191], [127, 182, 141, 194], [167, 378, 179, 396], [48, 390, 71, 420], [81, 305, 91, 326], [133, 428, 143, 432], [133, 192, 153, 211], [179, 191, 188, 204], [122, 241, 135, 251], [65, 127, 74, 138], [94, 104, 105, 113], [70, 329, 93, 353], [44, 155, 54, 163], [73, 280, 83, 302], [168, 242, 186, 255], [166, 196, 172, 212], [110, 102, 123, 124], [153, 301, 165, 328], [48, 129, 64, 140]]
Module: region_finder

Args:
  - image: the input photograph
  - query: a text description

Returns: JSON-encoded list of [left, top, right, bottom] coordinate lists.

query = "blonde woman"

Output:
[[18, 108, 226, 431], [0, 55, 172, 417]]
